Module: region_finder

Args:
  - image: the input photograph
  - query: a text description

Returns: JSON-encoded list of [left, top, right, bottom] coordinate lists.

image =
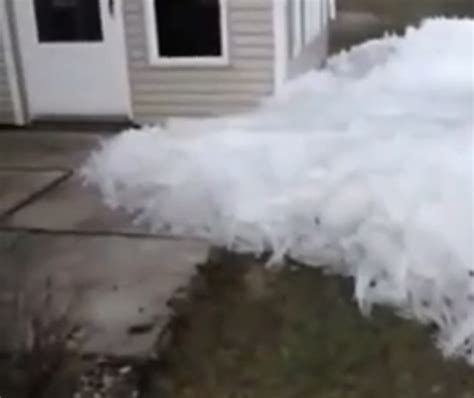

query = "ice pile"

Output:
[[83, 19, 474, 363]]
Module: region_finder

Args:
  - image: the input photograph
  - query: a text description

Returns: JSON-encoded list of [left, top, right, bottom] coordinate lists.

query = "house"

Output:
[[0, 0, 336, 126]]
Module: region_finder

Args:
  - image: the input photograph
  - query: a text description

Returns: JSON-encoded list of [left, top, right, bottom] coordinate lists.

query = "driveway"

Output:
[[0, 130, 209, 361]]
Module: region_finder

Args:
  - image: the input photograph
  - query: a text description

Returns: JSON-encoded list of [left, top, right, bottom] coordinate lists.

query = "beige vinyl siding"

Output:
[[0, 13, 14, 124], [123, 0, 275, 122]]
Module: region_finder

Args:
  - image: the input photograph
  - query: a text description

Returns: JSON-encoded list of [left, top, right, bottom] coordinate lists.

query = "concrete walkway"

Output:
[[0, 131, 210, 358]]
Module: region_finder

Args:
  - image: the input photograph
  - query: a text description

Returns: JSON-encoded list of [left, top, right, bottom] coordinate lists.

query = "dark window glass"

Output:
[[154, 0, 222, 57], [34, 0, 103, 42]]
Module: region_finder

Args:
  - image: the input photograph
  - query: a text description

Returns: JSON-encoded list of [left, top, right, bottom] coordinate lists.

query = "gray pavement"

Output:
[[4, 175, 148, 235], [0, 170, 67, 217], [0, 131, 103, 169], [0, 130, 210, 358]]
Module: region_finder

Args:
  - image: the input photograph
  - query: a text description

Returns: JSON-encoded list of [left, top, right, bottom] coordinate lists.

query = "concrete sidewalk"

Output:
[[0, 130, 210, 358]]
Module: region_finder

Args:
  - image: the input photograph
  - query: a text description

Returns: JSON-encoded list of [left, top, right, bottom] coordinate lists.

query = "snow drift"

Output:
[[83, 19, 474, 363]]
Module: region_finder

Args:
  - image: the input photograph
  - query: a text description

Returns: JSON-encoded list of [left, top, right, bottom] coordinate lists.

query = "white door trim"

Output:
[[0, 0, 25, 125], [113, 0, 133, 119]]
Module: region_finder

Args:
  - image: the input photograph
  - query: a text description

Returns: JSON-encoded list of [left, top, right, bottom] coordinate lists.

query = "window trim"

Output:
[[144, 0, 229, 67], [302, 0, 323, 45], [291, 0, 303, 58]]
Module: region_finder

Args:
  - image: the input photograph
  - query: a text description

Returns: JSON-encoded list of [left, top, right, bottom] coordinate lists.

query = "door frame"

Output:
[[11, 0, 133, 123], [0, 0, 25, 125]]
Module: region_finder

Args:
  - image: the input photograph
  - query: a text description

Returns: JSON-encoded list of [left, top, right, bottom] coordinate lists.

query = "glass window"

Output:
[[34, 0, 103, 43], [154, 0, 222, 58]]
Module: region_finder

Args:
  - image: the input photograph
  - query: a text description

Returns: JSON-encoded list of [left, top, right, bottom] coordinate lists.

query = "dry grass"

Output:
[[148, 251, 474, 398]]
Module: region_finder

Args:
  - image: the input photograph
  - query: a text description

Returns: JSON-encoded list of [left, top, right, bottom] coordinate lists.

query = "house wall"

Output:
[[0, 0, 15, 124], [123, 0, 275, 122]]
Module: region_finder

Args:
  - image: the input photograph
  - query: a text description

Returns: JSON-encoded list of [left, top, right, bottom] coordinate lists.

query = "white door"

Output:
[[13, 0, 131, 119]]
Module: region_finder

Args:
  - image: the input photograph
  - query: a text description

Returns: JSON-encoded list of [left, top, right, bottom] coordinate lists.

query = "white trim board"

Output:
[[0, 0, 25, 125], [273, 0, 288, 94], [291, 0, 303, 58], [115, 0, 133, 119], [144, 0, 229, 67], [329, 0, 337, 19], [303, 0, 322, 45]]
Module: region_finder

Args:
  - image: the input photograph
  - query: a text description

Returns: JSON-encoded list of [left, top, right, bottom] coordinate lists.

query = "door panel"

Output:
[[13, 0, 131, 118]]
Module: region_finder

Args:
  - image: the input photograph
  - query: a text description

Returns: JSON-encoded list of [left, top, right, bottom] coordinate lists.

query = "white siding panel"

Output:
[[133, 81, 273, 95], [232, 34, 273, 47], [230, 10, 273, 23], [129, 68, 272, 83], [133, 103, 257, 122], [134, 92, 264, 105], [128, 44, 273, 61], [231, 22, 274, 35], [123, 0, 275, 120], [230, 0, 271, 8]]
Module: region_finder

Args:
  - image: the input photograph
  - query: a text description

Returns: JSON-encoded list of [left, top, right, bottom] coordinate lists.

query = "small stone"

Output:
[[431, 384, 443, 394], [119, 365, 132, 375]]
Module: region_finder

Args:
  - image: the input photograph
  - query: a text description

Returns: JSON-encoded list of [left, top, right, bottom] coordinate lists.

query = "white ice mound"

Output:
[[83, 19, 474, 364]]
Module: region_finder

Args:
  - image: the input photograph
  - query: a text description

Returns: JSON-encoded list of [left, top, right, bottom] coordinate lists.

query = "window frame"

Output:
[[144, 0, 229, 67]]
